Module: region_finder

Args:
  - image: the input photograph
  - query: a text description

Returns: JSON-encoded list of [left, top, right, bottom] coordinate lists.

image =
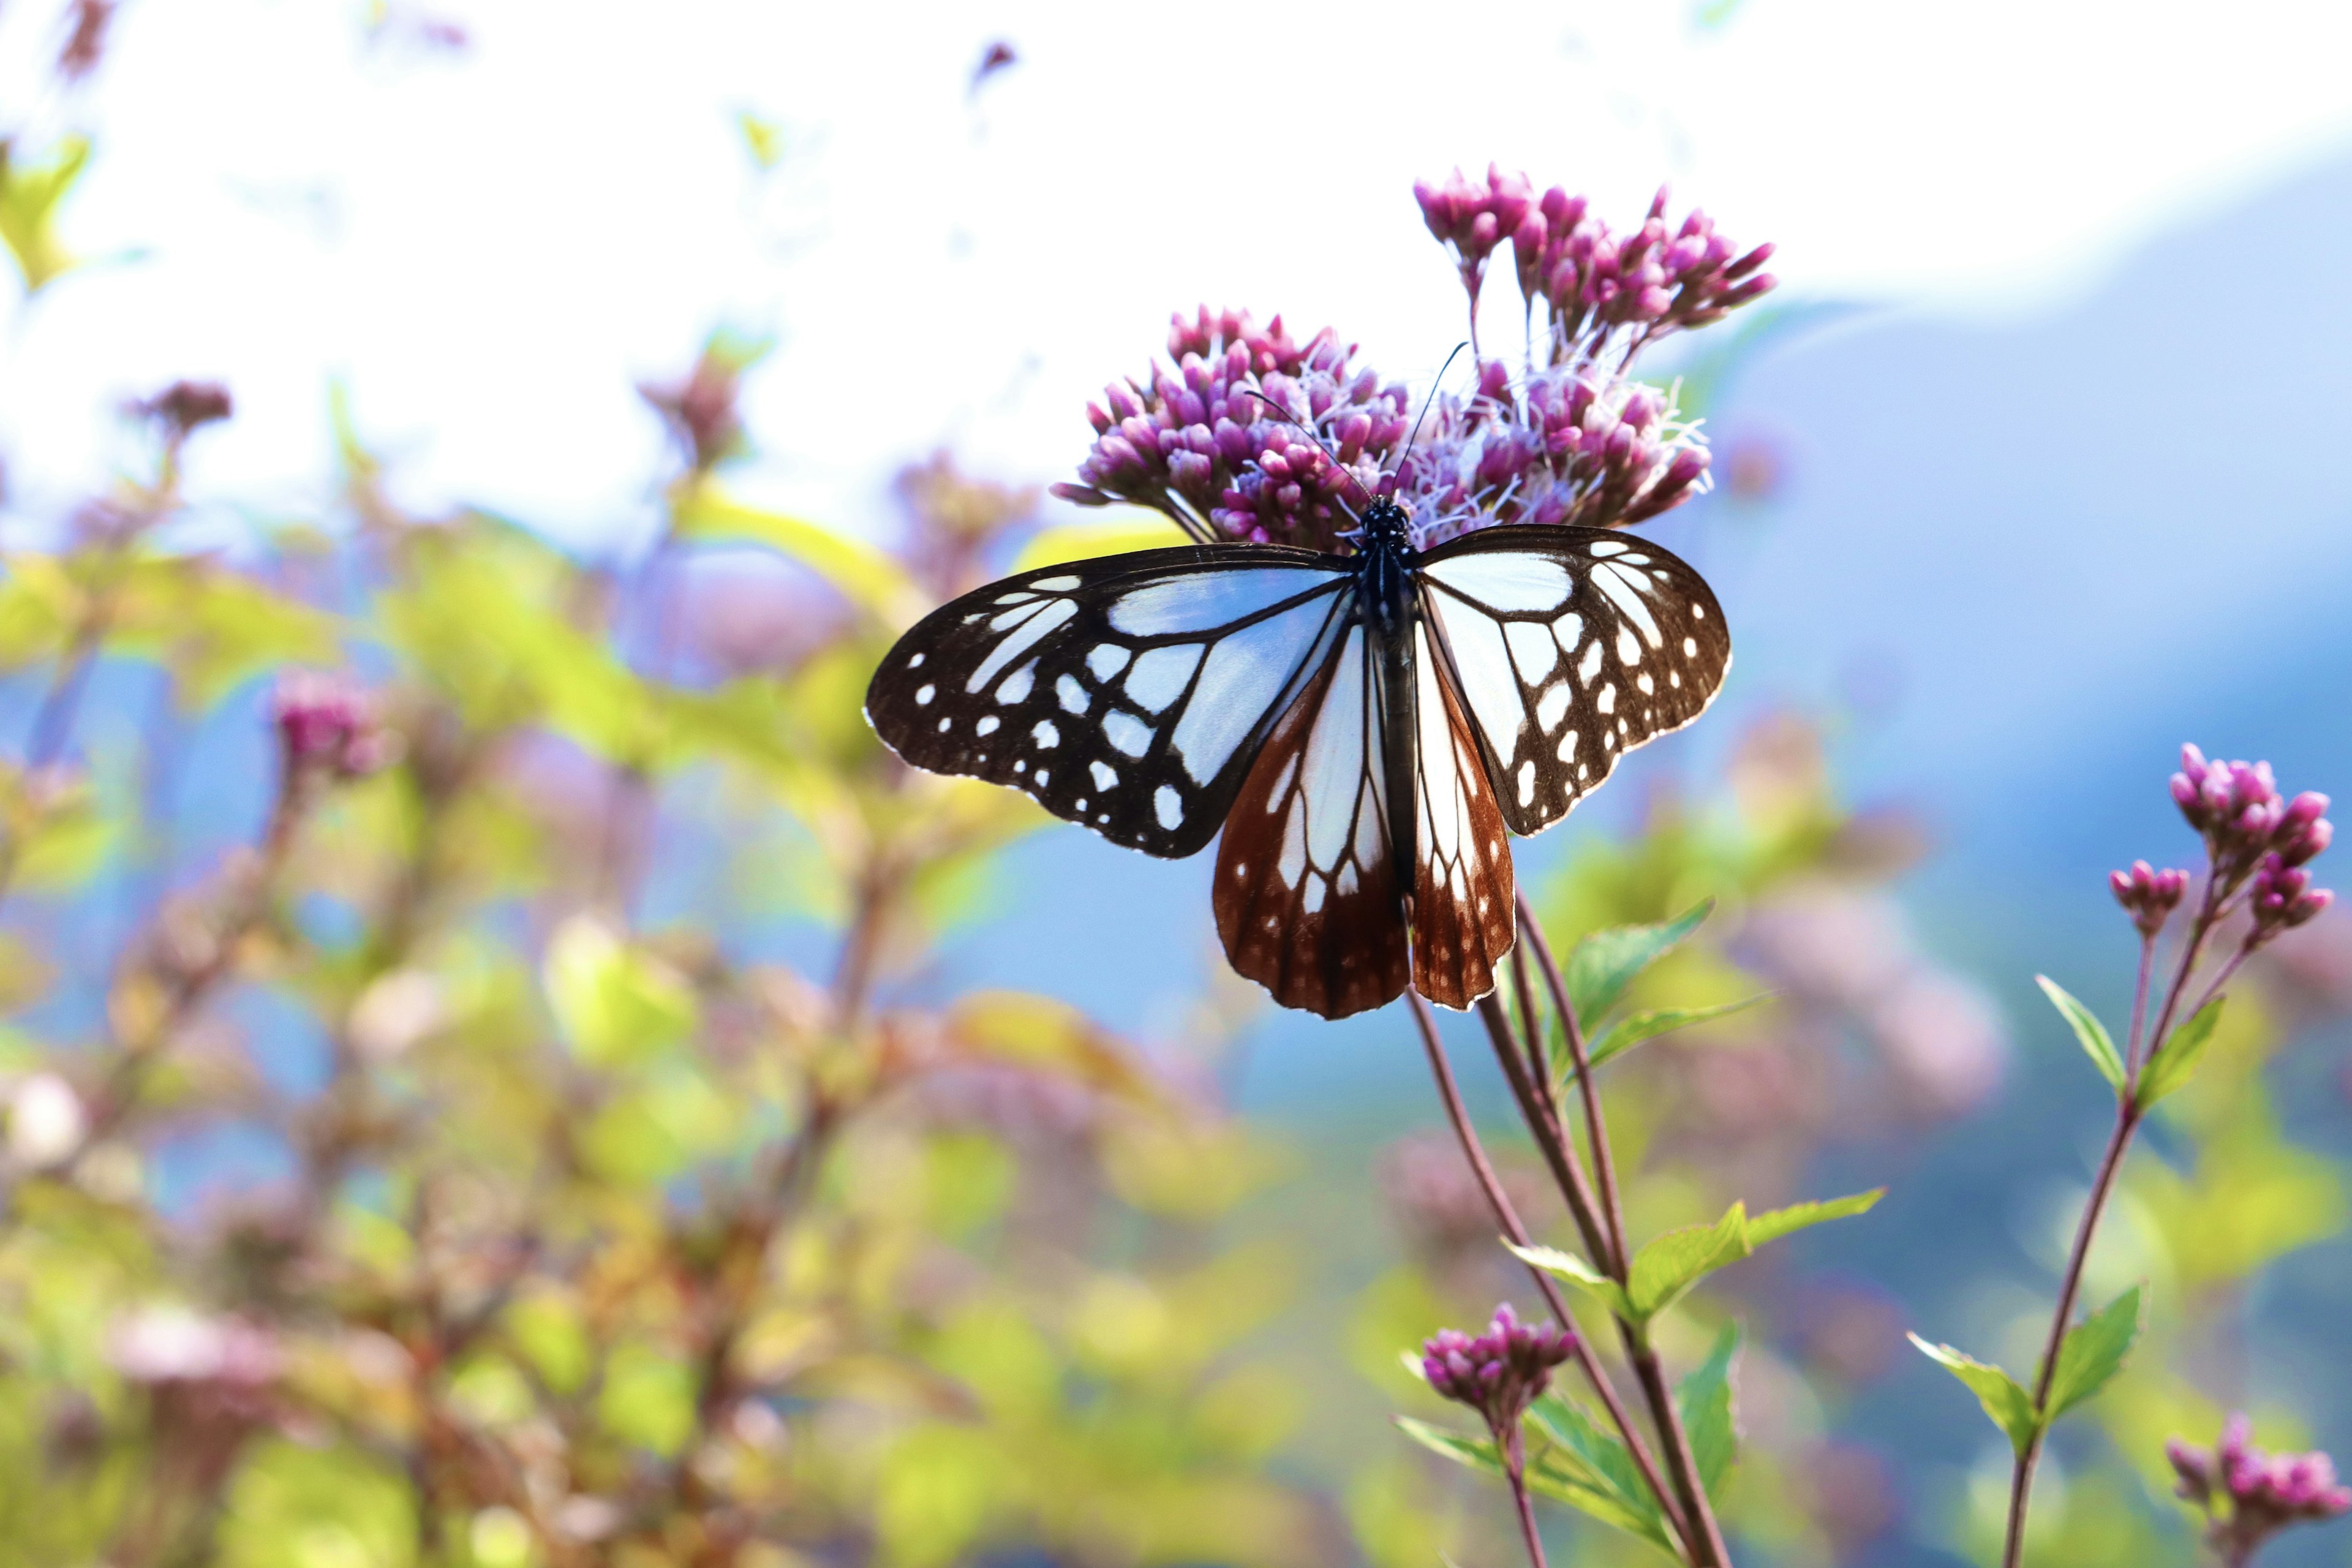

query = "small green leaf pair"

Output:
[[2037, 975, 2223, 1109], [1554, 901, 1770, 1081], [1400, 1324, 1742, 1558], [1907, 1284, 2144, 1456], [1510, 1189, 1883, 1329]]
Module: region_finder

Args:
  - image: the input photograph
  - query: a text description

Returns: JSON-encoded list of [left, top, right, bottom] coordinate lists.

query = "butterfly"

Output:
[[864, 496, 1729, 1019]]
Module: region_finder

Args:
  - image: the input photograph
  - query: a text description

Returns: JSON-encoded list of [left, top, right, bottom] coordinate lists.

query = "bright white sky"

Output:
[[2, 0, 2348, 551]]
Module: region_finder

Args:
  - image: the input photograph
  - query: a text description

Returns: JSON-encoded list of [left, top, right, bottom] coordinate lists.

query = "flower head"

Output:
[[2171, 1415, 2352, 1563], [1055, 174, 1775, 554], [1420, 1302, 1577, 1438], [1052, 307, 1410, 551], [272, 670, 394, 782], [640, 330, 771, 477], [2109, 859, 2189, 938], [2166, 747, 2333, 944]]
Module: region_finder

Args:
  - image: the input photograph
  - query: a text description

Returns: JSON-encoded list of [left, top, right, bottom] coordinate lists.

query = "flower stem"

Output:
[[1485, 895, 1735, 1568], [1505, 1439, 1551, 1568], [1517, 891, 1630, 1272], [2002, 890, 2237, 1567], [1407, 992, 1692, 1555]]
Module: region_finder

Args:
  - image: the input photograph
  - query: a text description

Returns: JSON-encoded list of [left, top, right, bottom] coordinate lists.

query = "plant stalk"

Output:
[[1408, 992, 1692, 1555]]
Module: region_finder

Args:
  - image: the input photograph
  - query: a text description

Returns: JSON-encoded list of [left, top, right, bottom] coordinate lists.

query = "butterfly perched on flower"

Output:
[[867, 173, 1770, 1019], [864, 491, 1728, 1019]]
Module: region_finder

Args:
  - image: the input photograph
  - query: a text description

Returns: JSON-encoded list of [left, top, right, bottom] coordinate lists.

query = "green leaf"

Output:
[[1577, 993, 1769, 1078], [1745, 1188, 1885, 1250], [2037, 974, 2125, 1093], [1675, 1322, 1741, 1500], [2046, 1284, 2143, 1420], [544, 914, 698, 1068], [672, 486, 925, 627], [0, 134, 91, 295], [1566, 900, 1713, 1023], [2138, 998, 2224, 1109], [1909, 1333, 2039, 1455], [1505, 1240, 1634, 1322], [1523, 1395, 1680, 1555], [1627, 1202, 1751, 1321]]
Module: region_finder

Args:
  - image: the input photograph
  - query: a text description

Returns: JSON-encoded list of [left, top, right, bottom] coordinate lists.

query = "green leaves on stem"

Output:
[[1907, 1284, 2145, 1457], [1552, 900, 1768, 1082], [1509, 1189, 1883, 1330], [2037, 974, 2226, 1109]]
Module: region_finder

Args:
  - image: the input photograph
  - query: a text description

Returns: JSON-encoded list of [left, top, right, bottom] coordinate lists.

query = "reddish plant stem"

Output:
[[1504, 1434, 1551, 1568], [1516, 891, 1630, 1273], [1408, 992, 1691, 1555], [2001, 888, 2238, 1568], [1502, 897, 1733, 1568], [1476, 994, 1610, 1267]]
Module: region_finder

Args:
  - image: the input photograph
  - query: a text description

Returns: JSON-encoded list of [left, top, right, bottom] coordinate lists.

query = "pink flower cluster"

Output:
[[1414, 165, 1775, 368], [1054, 170, 1779, 551], [1400, 364, 1714, 543], [1420, 1302, 1577, 1436], [2169, 745, 2333, 944], [1053, 308, 1411, 551], [272, 670, 395, 782], [2170, 1415, 2351, 1564], [2109, 860, 2189, 938]]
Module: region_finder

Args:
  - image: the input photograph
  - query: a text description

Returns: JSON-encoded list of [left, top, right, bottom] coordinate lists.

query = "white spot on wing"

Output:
[[1593, 563, 1663, 647], [1171, 595, 1342, 785], [1423, 552, 1574, 612], [1087, 645, 1132, 681], [1091, 761, 1117, 790], [976, 715, 1000, 736], [1559, 729, 1579, 761], [915, 684, 935, 705], [1617, 626, 1643, 666], [1517, 760, 1535, 807], [995, 663, 1036, 704], [1598, 684, 1617, 715], [989, 600, 1048, 631], [1107, 568, 1338, 636], [1535, 683, 1572, 731], [1550, 613, 1584, 657], [908, 652, 925, 669], [1030, 575, 1081, 590], [968, 599, 1077, 691], [1577, 639, 1605, 684], [1032, 720, 1060, 747], [1123, 643, 1205, 714], [1057, 674, 1091, 714], [1155, 785, 1184, 830], [1504, 619, 1560, 682], [1103, 711, 1153, 758], [1588, 540, 1628, 557], [1425, 598, 1525, 755]]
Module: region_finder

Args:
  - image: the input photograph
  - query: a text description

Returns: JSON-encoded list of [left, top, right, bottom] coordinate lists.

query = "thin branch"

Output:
[[1407, 992, 1691, 1555], [1515, 890, 1630, 1273]]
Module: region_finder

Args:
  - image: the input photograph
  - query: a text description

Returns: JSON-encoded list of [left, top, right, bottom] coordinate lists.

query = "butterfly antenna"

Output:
[[1240, 390, 1376, 514], [1396, 342, 1468, 470]]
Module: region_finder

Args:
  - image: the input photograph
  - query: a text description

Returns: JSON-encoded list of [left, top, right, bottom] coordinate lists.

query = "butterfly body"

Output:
[[865, 509, 1730, 1020]]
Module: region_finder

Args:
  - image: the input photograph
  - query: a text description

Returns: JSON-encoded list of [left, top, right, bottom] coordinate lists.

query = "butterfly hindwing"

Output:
[[1408, 623, 1518, 1009], [865, 546, 1353, 858], [1417, 524, 1732, 837], [1213, 624, 1411, 1019]]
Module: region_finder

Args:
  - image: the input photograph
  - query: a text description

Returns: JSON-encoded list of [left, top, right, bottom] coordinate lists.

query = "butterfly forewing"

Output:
[[866, 546, 1352, 858], [1417, 524, 1732, 837], [1407, 623, 1518, 1008], [1213, 625, 1411, 1019]]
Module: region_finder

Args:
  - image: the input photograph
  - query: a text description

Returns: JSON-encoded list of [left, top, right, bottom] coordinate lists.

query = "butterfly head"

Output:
[[1357, 497, 1414, 554]]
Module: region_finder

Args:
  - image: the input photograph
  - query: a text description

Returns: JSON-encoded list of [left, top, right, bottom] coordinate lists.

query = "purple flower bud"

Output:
[[1419, 1303, 1578, 1439], [2173, 1415, 2352, 1561], [2110, 859, 2190, 937], [272, 671, 393, 782]]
